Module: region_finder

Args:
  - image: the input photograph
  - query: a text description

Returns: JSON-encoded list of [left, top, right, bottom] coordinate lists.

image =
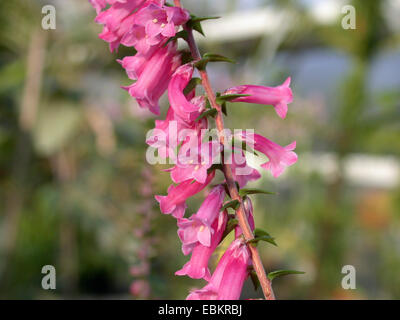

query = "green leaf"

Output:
[[249, 270, 260, 291], [216, 94, 251, 104], [190, 15, 221, 23], [203, 53, 236, 64], [191, 21, 205, 36], [207, 164, 223, 174], [205, 98, 212, 109], [195, 108, 217, 122], [239, 188, 276, 197], [267, 270, 305, 281], [180, 50, 194, 65], [164, 30, 188, 46], [183, 77, 202, 96], [234, 181, 241, 191], [221, 102, 228, 116], [187, 15, 220, 36], [247, 228, 277, 247], [195, 53, 236, 70], [221, 218, 238, 240], [221, 200, 240, 212]]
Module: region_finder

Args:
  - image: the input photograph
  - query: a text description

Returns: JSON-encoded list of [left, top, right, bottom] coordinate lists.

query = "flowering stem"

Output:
[[177, 1, 275, 300]]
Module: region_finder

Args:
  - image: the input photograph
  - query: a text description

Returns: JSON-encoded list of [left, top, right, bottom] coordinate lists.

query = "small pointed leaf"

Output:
[[216, 94, 251, 104], [190, 16, 221, 23], [195, 53, 236, 71], [192, 21, 205, 36], [184, 77, 202, 96], [195, 108, 217, 122], [249, 270, 260, 291], [239, 188, 276, 197], [187, 15, 220, 36], [221, 102, 228, 116], [164, 30, 188, 46], [247, 228, 278, 246], [203, 53, 236, 64], [221, 200, 240, 211], [207, 164, 223, 174], [221, 218, 239, 240], [267, 270, 305, 281]]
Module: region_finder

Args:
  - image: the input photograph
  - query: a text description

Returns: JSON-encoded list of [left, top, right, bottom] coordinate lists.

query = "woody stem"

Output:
[[176, 0, 275, 300]]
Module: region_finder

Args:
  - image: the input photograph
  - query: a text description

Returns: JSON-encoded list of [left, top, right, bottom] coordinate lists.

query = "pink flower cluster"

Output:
[[90, 0, 298, 300], [91, 0, 189, 115]]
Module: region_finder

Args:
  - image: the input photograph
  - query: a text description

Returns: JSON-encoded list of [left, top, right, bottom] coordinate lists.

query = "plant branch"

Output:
[[177, 2, 275, 300]]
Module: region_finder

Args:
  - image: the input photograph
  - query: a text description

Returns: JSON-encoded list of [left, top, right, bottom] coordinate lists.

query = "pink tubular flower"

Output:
[[155, 171, 215, 219], [168, 64, 203, 122], [93, 0, 168, 52], [146, 105, 208, 160], [177, 185, 225, 252], [229, 148, 261, 187], [176, 210, 227, 280], [186, 238, 251, 300], [122, 42, 181, 115], [239, 132, 297, 178], [117, 46, 157, 80], [171, 137, 221, 184], [224, 77, 293, 119], [145, 107, 179, 160], [121, 4, 189, 53], [134, 4, 190, 44]]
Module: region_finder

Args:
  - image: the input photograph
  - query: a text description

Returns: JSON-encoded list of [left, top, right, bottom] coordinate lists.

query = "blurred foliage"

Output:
[[0, 0, 399, 299]]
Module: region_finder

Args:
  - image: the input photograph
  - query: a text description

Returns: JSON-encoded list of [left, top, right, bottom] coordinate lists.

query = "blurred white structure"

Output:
[[194, 8, 293, 43], [195, 0, 400, 41], [300, 153, 400, 189]]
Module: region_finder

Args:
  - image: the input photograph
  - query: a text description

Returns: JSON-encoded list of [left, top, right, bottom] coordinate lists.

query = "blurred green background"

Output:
[[0, 0, 399, 299]]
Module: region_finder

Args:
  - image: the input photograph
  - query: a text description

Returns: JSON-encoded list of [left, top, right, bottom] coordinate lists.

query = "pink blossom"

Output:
[[224, 77, 293, 119], [120, 3, 189, 53], [117, 47, 157, 80], [122, 42, 181, 115], [94, 0, 165, 52], [229, 148, 261, 187], [168, 64, 204, 122], [177, 185, 225, 252], [186, 238, 251, 300], [134, 4, 189, 44], [146, 106, 208, 160], [176, 210, 227, 280], [155, 171, 215, 219], [171, 137, 221, 184], [146, 107, 180, 160], [240, 132, 297, 178]]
